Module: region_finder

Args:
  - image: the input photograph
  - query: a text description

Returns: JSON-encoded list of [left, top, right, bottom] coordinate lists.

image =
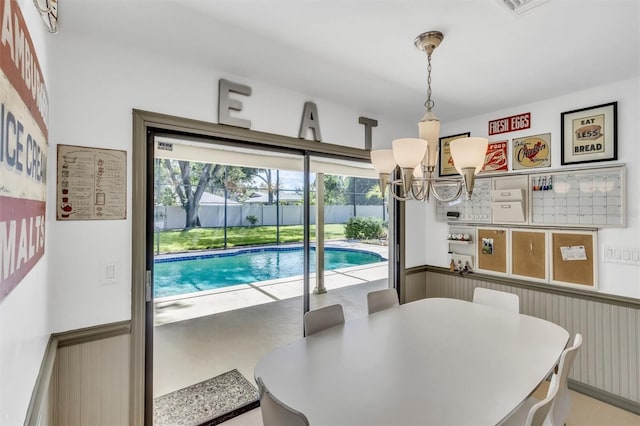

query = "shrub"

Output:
[[344, 216, 384, 240], [245, 215, 259, 227]]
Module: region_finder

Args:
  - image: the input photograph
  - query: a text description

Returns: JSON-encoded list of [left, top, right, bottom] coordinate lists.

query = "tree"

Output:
[[163, 160, 218, 229], [323, 174, 348, 205], [160, 160, 263, 228], [252, 168, 278, 204], [365, 184, 384, 203]]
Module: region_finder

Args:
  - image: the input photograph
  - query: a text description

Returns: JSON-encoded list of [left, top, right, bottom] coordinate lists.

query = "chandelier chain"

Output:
[[425, 52, 435, 110]]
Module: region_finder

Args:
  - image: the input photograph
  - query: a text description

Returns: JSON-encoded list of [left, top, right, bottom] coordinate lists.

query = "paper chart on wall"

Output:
[[56, 145, 127, 220]]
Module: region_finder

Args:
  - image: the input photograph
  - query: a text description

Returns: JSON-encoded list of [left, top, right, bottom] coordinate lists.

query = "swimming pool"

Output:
[[154, 246, 386, 298]]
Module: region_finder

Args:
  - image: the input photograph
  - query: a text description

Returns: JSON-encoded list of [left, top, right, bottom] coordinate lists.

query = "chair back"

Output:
[[472, 287, 520, 313], [304, 304, 345, 336], [367, 288, 399, 314], [256, 377, 309, 426], [526, 373, 560, 426], [549, 333, 583, 425]]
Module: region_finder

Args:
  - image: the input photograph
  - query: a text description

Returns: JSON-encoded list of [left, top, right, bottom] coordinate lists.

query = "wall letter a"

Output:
[[298, 102, 322, 142]]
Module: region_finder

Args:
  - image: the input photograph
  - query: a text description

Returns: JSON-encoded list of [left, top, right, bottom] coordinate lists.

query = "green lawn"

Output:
[[154, 224, 346, 253]]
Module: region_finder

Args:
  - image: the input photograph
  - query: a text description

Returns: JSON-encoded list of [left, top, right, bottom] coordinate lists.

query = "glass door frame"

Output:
[[131, 109, 398, 425]]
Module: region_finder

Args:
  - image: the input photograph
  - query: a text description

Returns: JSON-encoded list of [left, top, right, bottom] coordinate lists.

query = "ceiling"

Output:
[[60, 0, 639, 127]]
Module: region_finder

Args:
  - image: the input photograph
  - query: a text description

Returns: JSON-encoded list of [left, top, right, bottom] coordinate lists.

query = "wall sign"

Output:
[[488, 112, 530, 135], [0, 0, 49, 302], [560, 102, 617, 165], [56, 145, 127, 221], [217, 78, 378, 148], [512, 133, 551, 170], [481, 140, 508, 173], [439, 132, 470, 177]]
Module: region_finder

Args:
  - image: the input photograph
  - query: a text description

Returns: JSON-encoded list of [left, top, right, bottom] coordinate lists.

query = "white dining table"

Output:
[[254, 297, 569, 426]]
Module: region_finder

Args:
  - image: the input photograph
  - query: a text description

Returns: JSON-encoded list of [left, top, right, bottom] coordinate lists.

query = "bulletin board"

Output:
[[511, 230, 547, 280], [477, 228, 508, 274], [551, 231, 596, 288]]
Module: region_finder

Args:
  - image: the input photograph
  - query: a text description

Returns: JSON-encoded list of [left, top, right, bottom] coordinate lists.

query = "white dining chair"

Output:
[[367, 288, 399, 314], [256, 376, 309, 426], [303, 304, 345, 336], [472, 287, 520, 313], [549, 333, 583, 426], [500, 333, 583, 426], [499, 373, 560, 426]]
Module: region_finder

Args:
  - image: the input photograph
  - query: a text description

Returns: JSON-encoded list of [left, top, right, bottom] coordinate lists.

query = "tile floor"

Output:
[[153, 262, 388, 397]]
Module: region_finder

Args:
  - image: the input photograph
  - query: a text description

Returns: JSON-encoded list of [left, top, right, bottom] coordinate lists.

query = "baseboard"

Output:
[[569, 379, 640, 415]]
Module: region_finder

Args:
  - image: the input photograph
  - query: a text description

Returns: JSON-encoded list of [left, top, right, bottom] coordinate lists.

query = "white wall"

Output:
[[47, 30, 411, 332], [0, 2, 51, 424], [421, 78, 640, 299]]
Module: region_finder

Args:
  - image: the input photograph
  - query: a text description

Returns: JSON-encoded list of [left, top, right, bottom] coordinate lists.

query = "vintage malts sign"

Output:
[[0, 0, 49, 302]]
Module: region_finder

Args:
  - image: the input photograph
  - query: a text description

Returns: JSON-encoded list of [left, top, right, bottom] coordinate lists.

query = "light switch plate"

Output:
[[603, 246, 640, 265]]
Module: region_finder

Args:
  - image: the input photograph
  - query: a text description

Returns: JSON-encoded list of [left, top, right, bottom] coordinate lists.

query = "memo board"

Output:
[[551, 231, 596, 288], [477, 228, 508, 274], [511, 230, 547, 281]]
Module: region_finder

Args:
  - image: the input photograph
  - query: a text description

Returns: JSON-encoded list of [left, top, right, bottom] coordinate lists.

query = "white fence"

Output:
[[156, 205, 385, 230]]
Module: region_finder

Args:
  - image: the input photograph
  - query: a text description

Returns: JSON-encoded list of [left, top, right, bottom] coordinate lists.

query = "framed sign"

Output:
[[56, 145, 127, 220], [439, 132, 470, 177], [561, 102, 617, 165], [512, 133, 551, 170], [481, 140, 508, 173]]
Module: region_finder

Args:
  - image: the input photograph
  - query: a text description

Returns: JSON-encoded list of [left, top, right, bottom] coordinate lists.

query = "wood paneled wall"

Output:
[[51, 333, 130, 425], [405, 267, 640, 411]]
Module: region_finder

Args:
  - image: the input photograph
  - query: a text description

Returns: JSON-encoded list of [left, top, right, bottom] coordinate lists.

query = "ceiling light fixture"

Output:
[[371, 31, 488, 202]]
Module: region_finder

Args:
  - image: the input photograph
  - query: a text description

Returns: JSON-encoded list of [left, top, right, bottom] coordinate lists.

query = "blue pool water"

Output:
[[154, 246, 385, 298]]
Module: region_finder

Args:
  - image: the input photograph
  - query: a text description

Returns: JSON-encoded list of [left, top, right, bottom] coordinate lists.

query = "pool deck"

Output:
[[153, 241, 389, 325]]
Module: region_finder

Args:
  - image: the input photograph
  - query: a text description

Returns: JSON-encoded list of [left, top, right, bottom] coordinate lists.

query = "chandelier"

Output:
[[370, 31, 488, 202]]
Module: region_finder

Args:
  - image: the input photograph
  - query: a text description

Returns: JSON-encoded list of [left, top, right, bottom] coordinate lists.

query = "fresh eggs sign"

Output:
[[488, 112, 530, 136], [0, 0, 49, 302]]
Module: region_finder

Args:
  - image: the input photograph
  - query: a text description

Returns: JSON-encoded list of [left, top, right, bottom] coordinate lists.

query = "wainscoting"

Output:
[[26, 269, 638, 423], [406, 266, 640, 414], [26, 322, 131, 426]]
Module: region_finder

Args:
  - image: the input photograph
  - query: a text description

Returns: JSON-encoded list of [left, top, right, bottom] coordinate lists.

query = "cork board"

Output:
[[551, 232, 595, 287], [477, 228, 507, 273], [512, 231, 546, 279]]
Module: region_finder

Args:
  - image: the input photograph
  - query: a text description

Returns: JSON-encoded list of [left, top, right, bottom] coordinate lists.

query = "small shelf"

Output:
[[447, 240, 472, 245]]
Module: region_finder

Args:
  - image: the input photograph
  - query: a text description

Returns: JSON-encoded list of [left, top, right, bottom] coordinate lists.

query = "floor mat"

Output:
[[153, 369, 260, 426]]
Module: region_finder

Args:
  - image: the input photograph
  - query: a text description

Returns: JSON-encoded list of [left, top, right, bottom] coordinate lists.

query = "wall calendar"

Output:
[[437, 165, 625, 228]]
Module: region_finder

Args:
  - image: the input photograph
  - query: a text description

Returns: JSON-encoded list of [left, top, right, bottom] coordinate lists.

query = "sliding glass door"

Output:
[[307, 155, 390, 318], [147, 134, 390, 425]]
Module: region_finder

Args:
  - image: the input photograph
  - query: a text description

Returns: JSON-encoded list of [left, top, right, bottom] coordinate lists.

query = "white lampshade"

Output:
[[370, 150, 397, 174], [449, 137, 489, 175], [418, 111, 440, 167], [392, 138, 427, 168]]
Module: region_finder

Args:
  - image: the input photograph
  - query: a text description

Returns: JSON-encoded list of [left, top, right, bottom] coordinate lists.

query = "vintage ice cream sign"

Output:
[[1, 0, 49, 302]]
